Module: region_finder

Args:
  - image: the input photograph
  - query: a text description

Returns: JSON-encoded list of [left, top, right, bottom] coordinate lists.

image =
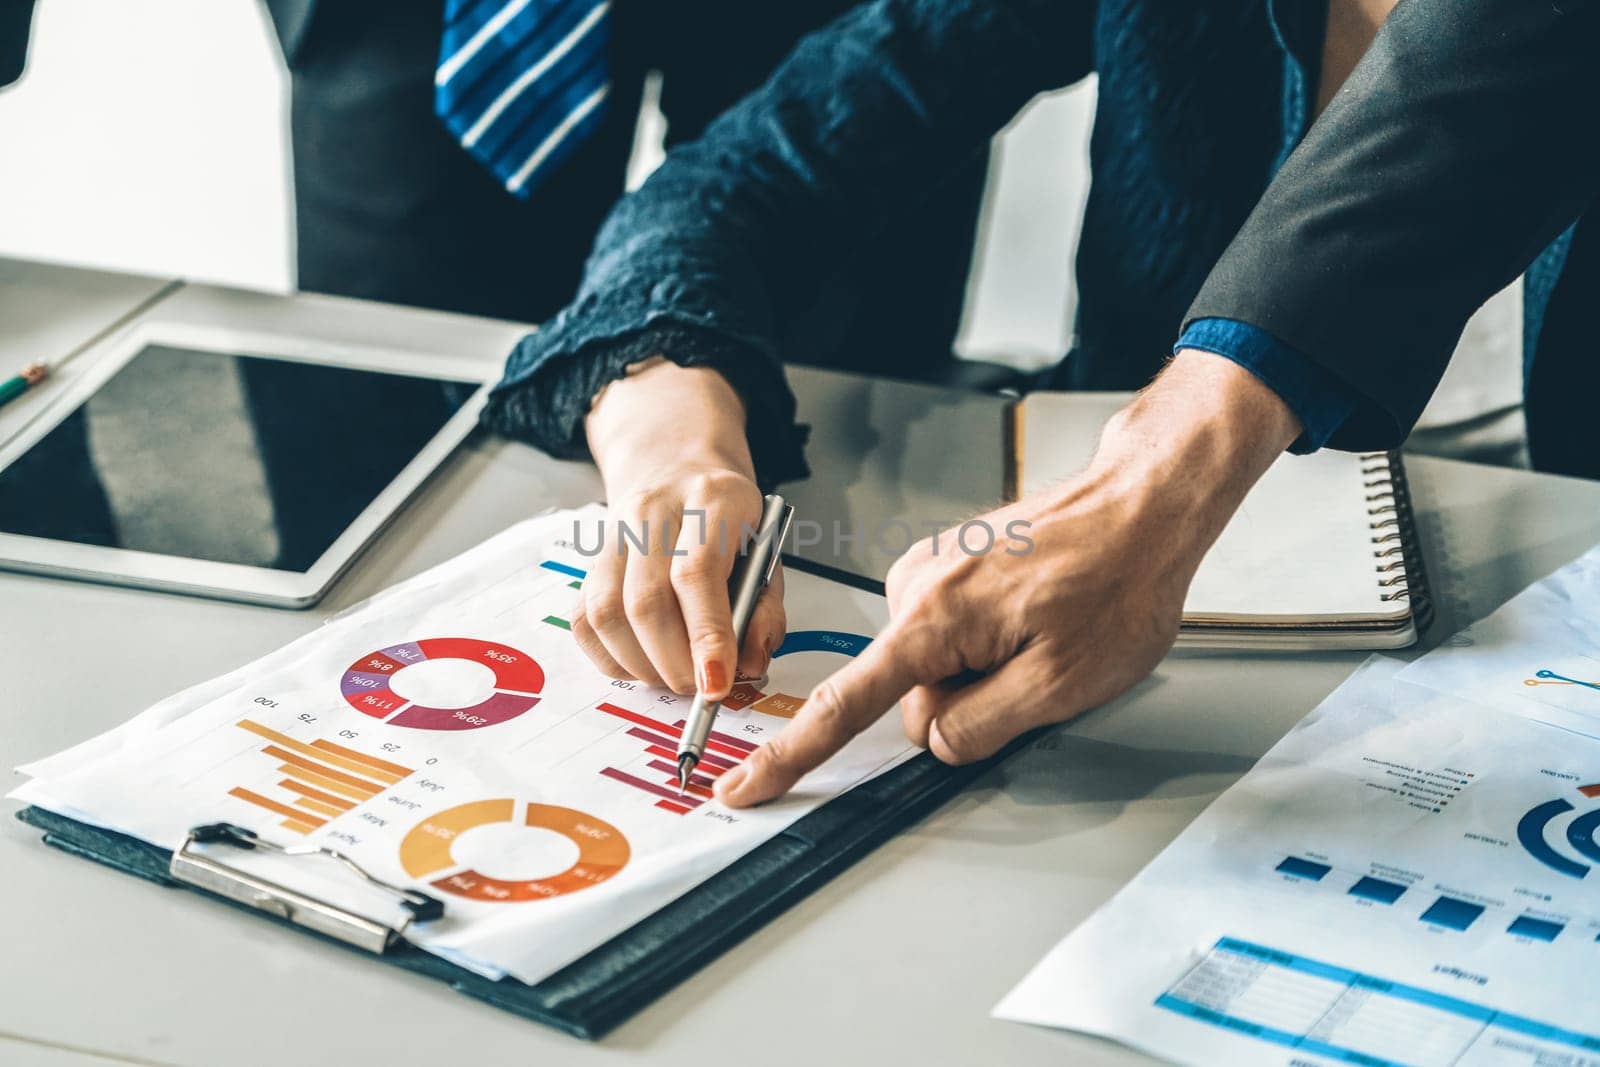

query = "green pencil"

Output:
[[0, 362, 49, 409]]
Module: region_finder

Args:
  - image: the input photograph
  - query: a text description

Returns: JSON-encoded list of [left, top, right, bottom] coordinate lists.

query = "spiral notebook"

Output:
[[1008, 392, 1430, 650]]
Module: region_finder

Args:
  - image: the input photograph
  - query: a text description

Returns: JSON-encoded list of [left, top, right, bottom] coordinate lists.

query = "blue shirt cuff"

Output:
[[1174, 318, 1357, 453]]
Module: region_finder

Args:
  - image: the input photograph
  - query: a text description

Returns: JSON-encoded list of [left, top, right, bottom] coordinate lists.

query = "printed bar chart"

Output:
[[593, 702, 755, 814], [230, 719, 415, 835], [1275, 857, 1331, 881], [537, 561, 584, 631], [1420, 896, 1485, 931], [1347, 876, 1407, 905], [1507, 916, 1564, 942]]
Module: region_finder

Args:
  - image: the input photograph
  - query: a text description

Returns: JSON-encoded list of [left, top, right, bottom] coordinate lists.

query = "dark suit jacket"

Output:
[[1188, 0, 1599, 477], [487, 0, 1600, 483]]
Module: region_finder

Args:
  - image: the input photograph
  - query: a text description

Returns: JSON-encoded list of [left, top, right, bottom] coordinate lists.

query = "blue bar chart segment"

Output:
[[1275, 857, 1332, 882], [537, 559, 586, 631], [1347, 876, 1407, 905], [1420, 896, 1484, 931], [1507, 916, 1564, 942], [538, 559, 586, 581]]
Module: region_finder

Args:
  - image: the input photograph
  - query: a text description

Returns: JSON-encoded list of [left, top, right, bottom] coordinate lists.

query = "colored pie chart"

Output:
[[340, 638, 544, 731], [399, 798, 630, 901], [721, 629, 873, 719]]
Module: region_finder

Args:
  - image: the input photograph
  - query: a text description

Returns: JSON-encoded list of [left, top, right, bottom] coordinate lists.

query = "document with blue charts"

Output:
[[1397, 543, 1600, 743], [995, 657, 1600, 1067]]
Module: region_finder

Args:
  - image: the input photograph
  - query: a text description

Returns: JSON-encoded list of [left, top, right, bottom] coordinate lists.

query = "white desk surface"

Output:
[[0, 257, 177, 451], [3, 273, 1599, 1067]]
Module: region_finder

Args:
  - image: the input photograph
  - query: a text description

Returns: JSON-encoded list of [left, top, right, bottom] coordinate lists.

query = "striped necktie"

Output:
[[435, 0, 612, 199]]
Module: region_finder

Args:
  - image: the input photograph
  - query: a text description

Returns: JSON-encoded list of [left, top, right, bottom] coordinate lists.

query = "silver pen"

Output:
[[677, 493, 794, 794]]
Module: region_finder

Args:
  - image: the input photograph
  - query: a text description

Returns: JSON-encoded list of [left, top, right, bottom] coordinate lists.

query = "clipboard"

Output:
[[12, 559, 1010, 1040]]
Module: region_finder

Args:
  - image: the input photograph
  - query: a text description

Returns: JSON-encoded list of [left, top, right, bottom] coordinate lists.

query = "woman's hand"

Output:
[[714, 350, 1303, 807], [574, 359, 785, 699]]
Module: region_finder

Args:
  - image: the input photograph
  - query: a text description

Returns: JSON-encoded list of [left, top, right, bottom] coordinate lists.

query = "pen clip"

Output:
[[763, 504, 795, 584]]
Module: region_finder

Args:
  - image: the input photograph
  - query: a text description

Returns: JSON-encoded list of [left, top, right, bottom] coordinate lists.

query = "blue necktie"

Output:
[[435, 0, 612, 199]]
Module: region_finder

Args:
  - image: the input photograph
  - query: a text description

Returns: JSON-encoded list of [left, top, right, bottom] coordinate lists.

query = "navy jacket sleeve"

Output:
[[483, 0, 1093, 485], [1185, 0, 1600, 452]]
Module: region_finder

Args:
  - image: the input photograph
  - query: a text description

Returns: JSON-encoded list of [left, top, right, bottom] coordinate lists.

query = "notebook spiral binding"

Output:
[[1361, 451, 1433, 632]]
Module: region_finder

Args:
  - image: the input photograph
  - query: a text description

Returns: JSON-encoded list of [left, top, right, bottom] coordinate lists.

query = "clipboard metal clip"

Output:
[[169, 822, 445, 954]]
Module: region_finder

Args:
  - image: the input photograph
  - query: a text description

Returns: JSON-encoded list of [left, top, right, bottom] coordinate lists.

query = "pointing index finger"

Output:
[[715, 620, 932, 807]]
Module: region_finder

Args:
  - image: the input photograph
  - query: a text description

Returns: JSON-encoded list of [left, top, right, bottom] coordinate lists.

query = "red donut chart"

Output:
[[341, 638, 544, 731]]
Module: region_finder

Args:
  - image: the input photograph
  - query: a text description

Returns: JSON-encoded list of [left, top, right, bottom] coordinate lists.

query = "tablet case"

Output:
[[13, 560, 1006, 1040]]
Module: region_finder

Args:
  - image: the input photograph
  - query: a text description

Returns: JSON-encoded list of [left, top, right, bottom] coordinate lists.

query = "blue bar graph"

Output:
[[539, 559, 587, 580], [1276, 857, 1332, 881], [1421, 896, 1485, 931], [1507, 916, 1564, 942], [1347, 876, 1407, 905]]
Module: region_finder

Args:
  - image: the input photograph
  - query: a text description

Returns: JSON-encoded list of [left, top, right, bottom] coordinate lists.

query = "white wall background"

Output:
[[0, 0, 1093, 367], [0, 0, 294, 291]]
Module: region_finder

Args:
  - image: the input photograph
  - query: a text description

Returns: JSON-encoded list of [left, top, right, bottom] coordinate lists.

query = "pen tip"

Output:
[[676, 754, 695, 796]]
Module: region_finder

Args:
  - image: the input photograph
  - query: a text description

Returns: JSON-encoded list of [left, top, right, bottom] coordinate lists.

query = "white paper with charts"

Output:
[[10, 505, 916, 983], [994, 658, 1600, 1066], [1397, 543, 1600, 743]]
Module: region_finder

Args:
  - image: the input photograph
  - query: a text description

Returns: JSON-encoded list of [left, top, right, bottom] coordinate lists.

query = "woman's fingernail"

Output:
[[699, 659, 728, 695]]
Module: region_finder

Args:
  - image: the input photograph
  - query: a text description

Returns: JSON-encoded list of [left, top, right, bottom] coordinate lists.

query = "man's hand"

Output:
[[715, 350, 1302, 806], [576, 359, 785, 700]]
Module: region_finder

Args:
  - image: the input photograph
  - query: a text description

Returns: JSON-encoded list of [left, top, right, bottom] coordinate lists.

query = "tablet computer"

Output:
[[0, 321, 491, 607]]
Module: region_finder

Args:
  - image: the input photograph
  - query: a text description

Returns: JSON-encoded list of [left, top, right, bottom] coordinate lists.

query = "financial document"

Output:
[[12, 506, 915, 984], [995, 658, 1600, 1066], [1398, 545, 1600, 741]]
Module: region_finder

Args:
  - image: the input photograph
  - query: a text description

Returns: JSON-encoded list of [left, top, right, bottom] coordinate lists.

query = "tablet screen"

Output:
[[0, 344, 476, 572]]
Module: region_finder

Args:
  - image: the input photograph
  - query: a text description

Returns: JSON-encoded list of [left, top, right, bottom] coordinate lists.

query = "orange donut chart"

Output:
[[398, 798, 630, 902]]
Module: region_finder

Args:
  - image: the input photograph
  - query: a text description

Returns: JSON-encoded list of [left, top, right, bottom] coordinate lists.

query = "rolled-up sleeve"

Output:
[[1176, 318, 1357, 452], [482, 0, 1093, 486]]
